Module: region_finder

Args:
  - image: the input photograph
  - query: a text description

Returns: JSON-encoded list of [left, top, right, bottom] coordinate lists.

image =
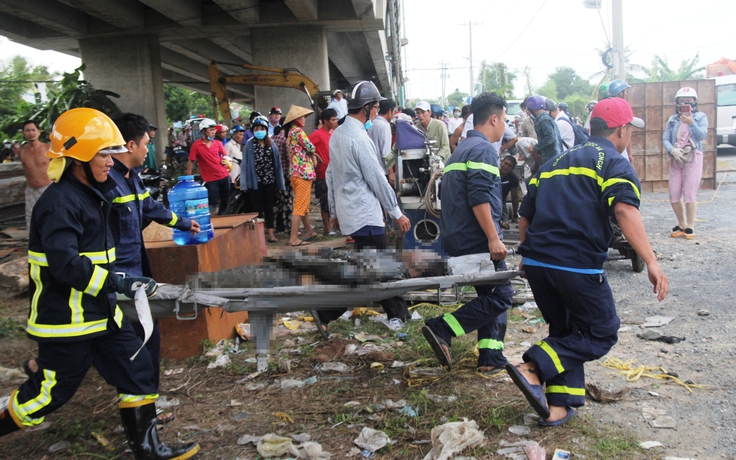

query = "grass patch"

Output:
[[0, 316, 21, 337]]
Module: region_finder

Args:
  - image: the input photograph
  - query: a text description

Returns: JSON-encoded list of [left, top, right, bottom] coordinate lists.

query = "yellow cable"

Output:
[[600, 357, 704, 392]]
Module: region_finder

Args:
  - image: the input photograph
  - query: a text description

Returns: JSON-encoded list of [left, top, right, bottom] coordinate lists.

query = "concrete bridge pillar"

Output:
[[79, 35, 168, 165], [251, 26, 330, 133]]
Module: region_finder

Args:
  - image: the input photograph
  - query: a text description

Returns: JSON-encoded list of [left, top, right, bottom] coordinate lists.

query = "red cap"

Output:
[[590, 98, 644, 130]]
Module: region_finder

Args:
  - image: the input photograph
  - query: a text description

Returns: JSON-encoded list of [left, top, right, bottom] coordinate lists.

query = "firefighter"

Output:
[[0, 108, 200, 459]]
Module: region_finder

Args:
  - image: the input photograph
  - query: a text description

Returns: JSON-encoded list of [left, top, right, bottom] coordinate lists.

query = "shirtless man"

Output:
[[18, 121, 51, 229]]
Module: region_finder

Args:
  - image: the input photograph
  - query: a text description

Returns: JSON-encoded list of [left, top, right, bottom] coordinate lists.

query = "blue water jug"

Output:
[[167, 176, 215, 245]]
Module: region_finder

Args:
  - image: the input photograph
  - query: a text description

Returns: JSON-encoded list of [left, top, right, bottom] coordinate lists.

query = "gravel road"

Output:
[[582, 154, 736, 459]]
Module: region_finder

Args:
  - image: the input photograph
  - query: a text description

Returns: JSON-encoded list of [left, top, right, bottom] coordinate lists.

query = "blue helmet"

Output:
[[558, 101, 569, 111], [608, 79, 630, 98], [231, 125, 246, 134], [525, 95, 546, 111]]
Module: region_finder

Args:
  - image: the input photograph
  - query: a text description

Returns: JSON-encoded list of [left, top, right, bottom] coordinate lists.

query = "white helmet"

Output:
[[675, 87, 698, 101], [198, 118, 217, 131]]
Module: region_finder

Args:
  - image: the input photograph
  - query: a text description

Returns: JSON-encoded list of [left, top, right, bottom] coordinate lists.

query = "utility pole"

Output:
[[440, 62, 447, 108], [460, 22, 482, 97], [612, 0, 625, 79]]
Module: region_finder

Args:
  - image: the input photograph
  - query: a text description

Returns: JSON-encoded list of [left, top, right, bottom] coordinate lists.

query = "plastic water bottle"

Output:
[[167, 175, 215, 245]]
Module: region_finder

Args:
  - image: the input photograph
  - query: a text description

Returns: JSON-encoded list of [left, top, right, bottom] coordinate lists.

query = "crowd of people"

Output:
[[0, 75, 706, 454]]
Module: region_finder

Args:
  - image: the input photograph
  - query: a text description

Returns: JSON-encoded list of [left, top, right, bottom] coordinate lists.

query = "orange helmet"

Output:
[[47, 108, 127, 162]]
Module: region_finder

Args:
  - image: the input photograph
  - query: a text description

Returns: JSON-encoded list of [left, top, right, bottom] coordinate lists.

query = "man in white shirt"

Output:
[[368, 99, 396, 177], [326, 89, 348, 119], [447, 108, 464, 133], [546, 99, 574, 150]]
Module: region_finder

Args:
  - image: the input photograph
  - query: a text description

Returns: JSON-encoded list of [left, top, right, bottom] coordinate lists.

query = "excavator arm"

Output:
[[209, 61, 323, 122]]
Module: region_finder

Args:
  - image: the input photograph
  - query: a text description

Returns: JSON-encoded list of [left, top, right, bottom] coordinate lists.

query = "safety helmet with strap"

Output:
[[608, 79, 630, 98], [598, 81, 611, 101], [675, 87, 699, 113], [525, 95, 546, 111], [198, 118, 217, 131], [251, 116, 269, 129], [347, 81, 386, 110]]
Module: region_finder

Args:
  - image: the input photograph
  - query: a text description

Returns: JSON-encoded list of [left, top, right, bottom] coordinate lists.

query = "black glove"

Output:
[[116, 275, 158, 299]]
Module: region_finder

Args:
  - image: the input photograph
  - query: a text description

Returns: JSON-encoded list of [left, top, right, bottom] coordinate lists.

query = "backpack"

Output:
[[559, 116, 589, 148]]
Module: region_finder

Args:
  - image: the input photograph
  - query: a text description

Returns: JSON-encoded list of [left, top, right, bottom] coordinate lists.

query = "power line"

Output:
[[492, 0, 549, 61]]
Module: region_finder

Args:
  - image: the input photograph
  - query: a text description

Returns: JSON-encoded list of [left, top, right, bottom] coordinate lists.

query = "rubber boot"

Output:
[[0, 408, 22, 437], [120, 403, 199, 460]]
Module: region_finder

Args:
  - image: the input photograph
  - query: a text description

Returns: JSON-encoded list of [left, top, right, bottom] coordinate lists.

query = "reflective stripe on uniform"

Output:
[[113, 305, 124, 328], [478, 338, 504, 350], [545, 385, 585, 396], [443, 160, 499, 177], [167, 212, 179, 227], [80, 248, 116, 264], [28, 250, 48, 266], [529, 166, 640, 199], [442, 313, 465, 337], [11, 370, 58, 426], [68, 288, 84, 323], [29, 263, 43, 324], [118, 393, 159, 409], [112, 191, 150, 204], [537, 340, 565, 374], [83, 265, 108, 297], [26, 318, 109, 338]]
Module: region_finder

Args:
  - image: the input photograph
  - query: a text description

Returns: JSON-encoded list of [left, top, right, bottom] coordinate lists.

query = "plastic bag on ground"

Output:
[[354, 427, 391, 452], [257, 433, 300, 458], [423, 418, 484, 460]]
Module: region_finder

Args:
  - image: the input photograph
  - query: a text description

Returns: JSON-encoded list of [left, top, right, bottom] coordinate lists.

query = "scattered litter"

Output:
[[291, 433, 311, 443], [236, 323, 250, 340], [528, 318, 545, 325], [214, 424, 236, 433], [618, 326, 632, 333], [280, 378, 305, 390], [585, 383, 629, 403], [243, 357, 257, 363], [397, 332, 409, 340], [354, 332, 383, 342], [498, 439, 538, 458], [360, 449, 376, 458], [649, 416, 677, 429], [257, 433, 300, 457], [370, 363, 384, 370], [299, 441, 331, 459], [348, 447, 362, 456], [411, 310, 423, 320], [383, 399, 408, 409], [236, 372, 261, 383], [320, 362, 351, 373], [641, 403, 668, 420], [423, 418, 484, 460], [282, 319, 301, 330], [520, 341, 531, 348], [601, 357, 704, 392], [344, 401, 361, 408], [521, 327, 536, 333], [524, 444, 545, 460], [48, 441, 71, 453], [156, 396, 180, 409], [696, 309, 710, 317], [233, 413, 249, 420], [425, 394, 457, 404], [91, 432, 111, 449], [244, 382, 266, 391], [273, 412, 294, 424], [518, 301, 538, 311], [507, 425, 530, 436], [369, 314, 405, 331], [303, 376, 318, 384], [237, 434, 262, 445], [552, 449, 571, 459], [279, 358, 292, 373], [207, 353, 231, 369], [163, 368, 184, 376], [204, 339, 227, 357], [638, 329, 662, 340], [640, 441, 664, 449], [344, 344, 358, 356], [391, 361, 412, 368], [641, 316, 675, 328], [354, 427, 391, 452], [398, 406, 418, 417], [523, 413, 540, 425]]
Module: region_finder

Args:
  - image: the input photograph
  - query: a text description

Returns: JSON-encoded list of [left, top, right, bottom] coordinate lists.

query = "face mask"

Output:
[[364, 120, 372, 131], [205, 136, 214, 141], [254, 131, 267, 140]]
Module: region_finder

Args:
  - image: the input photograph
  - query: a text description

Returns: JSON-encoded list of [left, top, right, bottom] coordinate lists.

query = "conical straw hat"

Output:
[[284, 105, 314, 125]]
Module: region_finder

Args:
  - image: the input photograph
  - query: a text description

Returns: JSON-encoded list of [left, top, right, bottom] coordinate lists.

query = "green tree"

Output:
[[446, 88, 469, 108], [477, 62, 516, 99], [163, 84, 215, 124], [643, 53, 705, 82], [544, 67, 594, 100], [0, 55, 57, 132]]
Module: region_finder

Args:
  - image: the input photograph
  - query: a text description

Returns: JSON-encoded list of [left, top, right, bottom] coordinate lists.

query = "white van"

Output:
[[714, 75, 736, 153]]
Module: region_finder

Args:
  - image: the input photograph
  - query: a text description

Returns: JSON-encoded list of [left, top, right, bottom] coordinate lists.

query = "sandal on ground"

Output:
[[421, 326, 452, 370], [538, 406, 577, 427], [156, 409, 176, 425], [267, 237, 278, 243], [684, 228, 694, 240], [505, 363, 550, 419], [311, 310, 330, 341], [289, 240, 311, 247], [476, 365, 506, 375], [670, 226, 685, 238]]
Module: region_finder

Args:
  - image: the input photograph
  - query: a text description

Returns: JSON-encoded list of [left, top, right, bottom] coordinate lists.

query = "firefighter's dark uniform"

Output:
[[425, 130, 513, 367], [7, 173, 158, 428], [518, 136, 641, 408], [107, 158, 192, 388]]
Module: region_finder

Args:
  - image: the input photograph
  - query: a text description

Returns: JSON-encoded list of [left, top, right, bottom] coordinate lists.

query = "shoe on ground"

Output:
[[684, 228, 694, 239], [328, 231, 338, 236], [670, 225, 685, 238]]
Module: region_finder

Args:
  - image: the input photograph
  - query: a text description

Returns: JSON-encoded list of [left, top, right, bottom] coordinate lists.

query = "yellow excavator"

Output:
[[208, 60, 333, 123]]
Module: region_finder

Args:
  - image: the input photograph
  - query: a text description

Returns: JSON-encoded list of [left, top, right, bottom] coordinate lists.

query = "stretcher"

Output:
[[118, 268, 521, 371]]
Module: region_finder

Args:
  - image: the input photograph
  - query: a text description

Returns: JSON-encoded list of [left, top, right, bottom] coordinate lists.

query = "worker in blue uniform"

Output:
[[507, 98, 669, 427], [0, 108, 200, 459], [421, 92, 514, 373]]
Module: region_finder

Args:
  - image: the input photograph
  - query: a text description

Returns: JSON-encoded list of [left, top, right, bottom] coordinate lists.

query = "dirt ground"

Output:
[[1, 157, 736, 459]]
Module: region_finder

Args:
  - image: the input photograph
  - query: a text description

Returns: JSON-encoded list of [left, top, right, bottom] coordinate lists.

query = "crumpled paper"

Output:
[[254, 433, 330, 459], [423, 418, 484, 460], [354, 427, 391, 452]]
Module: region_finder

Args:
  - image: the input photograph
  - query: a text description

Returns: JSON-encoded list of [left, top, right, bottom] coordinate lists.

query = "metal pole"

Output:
[[612, 0, 625, 80], [469, 23, 474, 96]]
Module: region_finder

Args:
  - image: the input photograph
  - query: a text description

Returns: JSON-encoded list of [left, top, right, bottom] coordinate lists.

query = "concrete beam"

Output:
[[211, 0, 259, 24], [362, 29, 390, 93], [161, 68, 254, 100], [284, 0, 319, 22], [327, 32, 370, 85], [209, 36, 252, 63], [0, 13, 63, 41], [160, 40, 247, 76], [0, 0, 88, 36], [57, 0, 144, 29], [138, 0, 201, 27]]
